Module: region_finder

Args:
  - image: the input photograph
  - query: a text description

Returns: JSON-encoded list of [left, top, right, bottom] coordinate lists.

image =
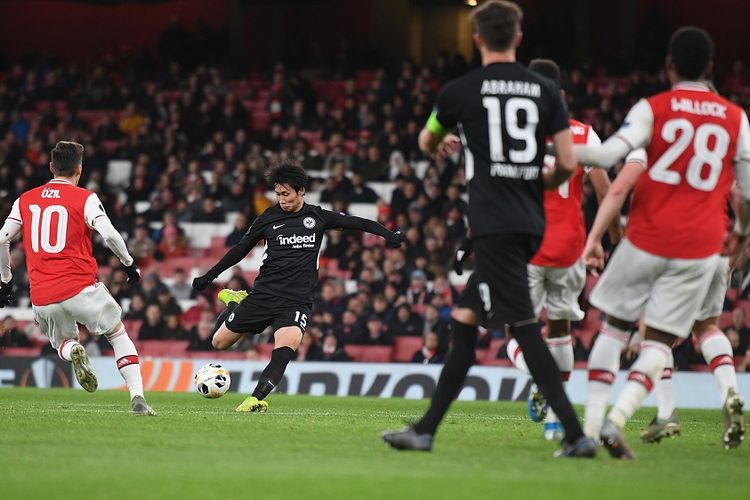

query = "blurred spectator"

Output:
[[163, 314, 187, 340], [158, 225, 189, 258], [422, 304, 448, 350], [128, 226, 156, 266], [411, 332, 445, 364], [307, 335, 351, 361], [79, 329, 102, 357], [191, 198, 225, 223], [124, 293, 148, 321], [360, 315, 392, 346], [1, 316, 32, 347], [182, 293, 213, 326], [731, 307, 750, 354], [387, 304, 423, 337], [187, 313, 216, 351], [725, 327, 744, 356], [349, 173, 379, 203], [138, 304, 166, 340], [225, 213, 250, 247], [169, 268, 194, 301], [405, 269, 432, 316]]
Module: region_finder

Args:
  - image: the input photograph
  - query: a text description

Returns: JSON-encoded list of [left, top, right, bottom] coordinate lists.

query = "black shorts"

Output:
[[457, 233, 541, 327], [225, 292, 311, 335]]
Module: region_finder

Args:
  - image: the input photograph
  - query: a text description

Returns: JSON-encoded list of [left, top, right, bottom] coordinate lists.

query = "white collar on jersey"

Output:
[[673, 81, 710, 92], [48, 179, 73, 185]]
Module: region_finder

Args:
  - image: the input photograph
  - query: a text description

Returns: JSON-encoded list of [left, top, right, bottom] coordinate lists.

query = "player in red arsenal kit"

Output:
[[575, 28, 749, 457], [0, 141, 156, 416], [504, 59, 621, 441]]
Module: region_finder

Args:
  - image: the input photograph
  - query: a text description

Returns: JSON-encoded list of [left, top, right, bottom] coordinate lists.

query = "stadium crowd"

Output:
[[2, 37, 750, 369]]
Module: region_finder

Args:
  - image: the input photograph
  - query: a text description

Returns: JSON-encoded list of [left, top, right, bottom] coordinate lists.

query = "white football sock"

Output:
[[655, 363, 675, 420], [107, 324, 144, 399], [543, 335, 573, 425], [584, 322, 629, 438], [57, 339, 80, 362], [700, 328, 738, 403], [609, 340, 671, 428], [506, 338, 529, 374]]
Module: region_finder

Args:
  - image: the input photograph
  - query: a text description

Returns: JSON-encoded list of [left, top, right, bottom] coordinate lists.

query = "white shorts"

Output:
[[697, 256, 729, 321], [528, 259, 586, 321], [33, 283, 122, 349], [590, 238, 719, 338]]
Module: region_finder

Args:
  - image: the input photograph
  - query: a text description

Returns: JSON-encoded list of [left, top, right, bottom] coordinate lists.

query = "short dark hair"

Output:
[[529, 58, 561, 86], [668, 27, 714, 80], [51, 141, 84, 176], [265, 159, 308, 192], [470, 0, 523, 52]]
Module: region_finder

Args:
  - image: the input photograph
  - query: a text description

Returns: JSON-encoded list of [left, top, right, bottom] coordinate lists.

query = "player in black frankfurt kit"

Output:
[[381, 0, 596, 457], [193, 160, 404, 412]]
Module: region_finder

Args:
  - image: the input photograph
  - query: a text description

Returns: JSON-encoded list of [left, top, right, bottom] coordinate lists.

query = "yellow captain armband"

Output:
[[426, 111, 448, 137]]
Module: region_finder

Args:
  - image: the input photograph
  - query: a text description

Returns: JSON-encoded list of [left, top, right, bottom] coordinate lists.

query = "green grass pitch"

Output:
[[0, 388, 747, 500]]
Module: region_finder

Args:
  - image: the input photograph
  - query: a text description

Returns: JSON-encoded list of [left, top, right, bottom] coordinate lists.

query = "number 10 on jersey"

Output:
[[29, 204, 68, 253]]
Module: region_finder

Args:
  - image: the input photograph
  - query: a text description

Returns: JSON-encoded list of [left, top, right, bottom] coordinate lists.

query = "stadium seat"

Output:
[[344, 345, 393, 362], [0, 346, 42, 357], [188, 350, 247, 360], [123, 320, 143, 339], [392, 336, 423, 362], [138, 340, 189, 357], [487, 339, 506, 360], [255, 343, 275, 359], [737, 300, 750, 324], [719, 311, 734, 329]]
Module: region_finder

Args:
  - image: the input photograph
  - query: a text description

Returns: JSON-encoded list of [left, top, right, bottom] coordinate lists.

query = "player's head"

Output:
[[470, 0, 523, 53], [529, 58, 561, 86], [50, 141, 84, 182], [667, 26, 714, 82], [266, 159, 308, 212]]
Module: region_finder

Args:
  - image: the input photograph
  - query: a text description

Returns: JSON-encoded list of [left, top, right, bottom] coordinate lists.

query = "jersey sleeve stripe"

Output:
[[6, 217, 21, 223]]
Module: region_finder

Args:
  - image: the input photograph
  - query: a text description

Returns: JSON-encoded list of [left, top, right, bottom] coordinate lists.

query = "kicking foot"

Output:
[[131, 395, 157, 416], [640, 411, 681, 443], [528, 383, 548, 423], [381, 427, 433, 451], [554, 435, 598, 458], [723, 388, 745, 449], [71, 344, 97, 393], [600, 419, 635, 459], [235, 396, 268, 413], [218, 289, 248, 306]]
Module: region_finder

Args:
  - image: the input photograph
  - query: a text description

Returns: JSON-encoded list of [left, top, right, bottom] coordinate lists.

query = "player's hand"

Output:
[[192, 275, 213, 291], [124, 263, 141, 285], [434, 134, 461, 161], [0, 278, 13, 308], [583, 239, 605, 275], [387, 230, 405, 248]]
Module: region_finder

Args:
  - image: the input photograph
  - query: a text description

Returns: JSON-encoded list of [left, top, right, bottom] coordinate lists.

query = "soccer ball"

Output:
[[194, 363, 231, 399]]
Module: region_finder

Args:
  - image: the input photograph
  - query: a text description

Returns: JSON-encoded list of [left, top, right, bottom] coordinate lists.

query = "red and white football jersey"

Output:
[[9, 179, 106, 306], [531, 119, 600, 268], [615, 82, 750, 259]]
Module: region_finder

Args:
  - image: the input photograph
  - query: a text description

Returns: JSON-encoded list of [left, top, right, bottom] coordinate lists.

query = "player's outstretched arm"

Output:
[[575, 99, 653, 168], [192, 220, 265, 290], [0, 217, 21, 306], [588, 169, 623, 245], [583, 150, 646, 271], [321, 210, 404, 248], [92, 217, 140, 284]]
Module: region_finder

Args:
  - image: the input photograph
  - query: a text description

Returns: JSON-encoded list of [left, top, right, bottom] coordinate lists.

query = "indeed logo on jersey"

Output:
[[671, 97, 727, 118], [41, 188, 61, 199], [277, 233, 316, 248]]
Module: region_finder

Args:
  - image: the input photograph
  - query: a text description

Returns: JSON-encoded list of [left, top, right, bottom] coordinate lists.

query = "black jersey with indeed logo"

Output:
[[204, 203, 390, 305], [432, 62, 569, 238]]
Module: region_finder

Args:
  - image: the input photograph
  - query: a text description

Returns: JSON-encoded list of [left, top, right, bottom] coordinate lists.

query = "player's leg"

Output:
[[512, 263, 547, 423], [641, 355, 680, 443], [601, 254, 718, 458], [34, 301, 98, 393], [584, 239, 657, 438], [210, 288, 249, 348], [74, 283, 155, 415], [540, 261, 585, 439], [236, 305, 308, 413], [475, 235, 593, 456], [694, 318, 744, 448], [382, 278, 481, 451], [601, 327, 675, 458]]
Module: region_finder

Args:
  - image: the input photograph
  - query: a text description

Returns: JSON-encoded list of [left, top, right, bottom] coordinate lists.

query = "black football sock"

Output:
[[251, 346, 296, 400], [413, 320, 477, 435], [512, 321, 584, 444], [213, 302, 238, 335]]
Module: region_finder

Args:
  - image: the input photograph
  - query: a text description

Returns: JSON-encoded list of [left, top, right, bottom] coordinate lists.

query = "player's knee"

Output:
[[212, 335, 230, 350]]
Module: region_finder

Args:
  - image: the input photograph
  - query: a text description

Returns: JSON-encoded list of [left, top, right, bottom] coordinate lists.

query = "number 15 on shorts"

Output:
[[294, 311, 308, 329]]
